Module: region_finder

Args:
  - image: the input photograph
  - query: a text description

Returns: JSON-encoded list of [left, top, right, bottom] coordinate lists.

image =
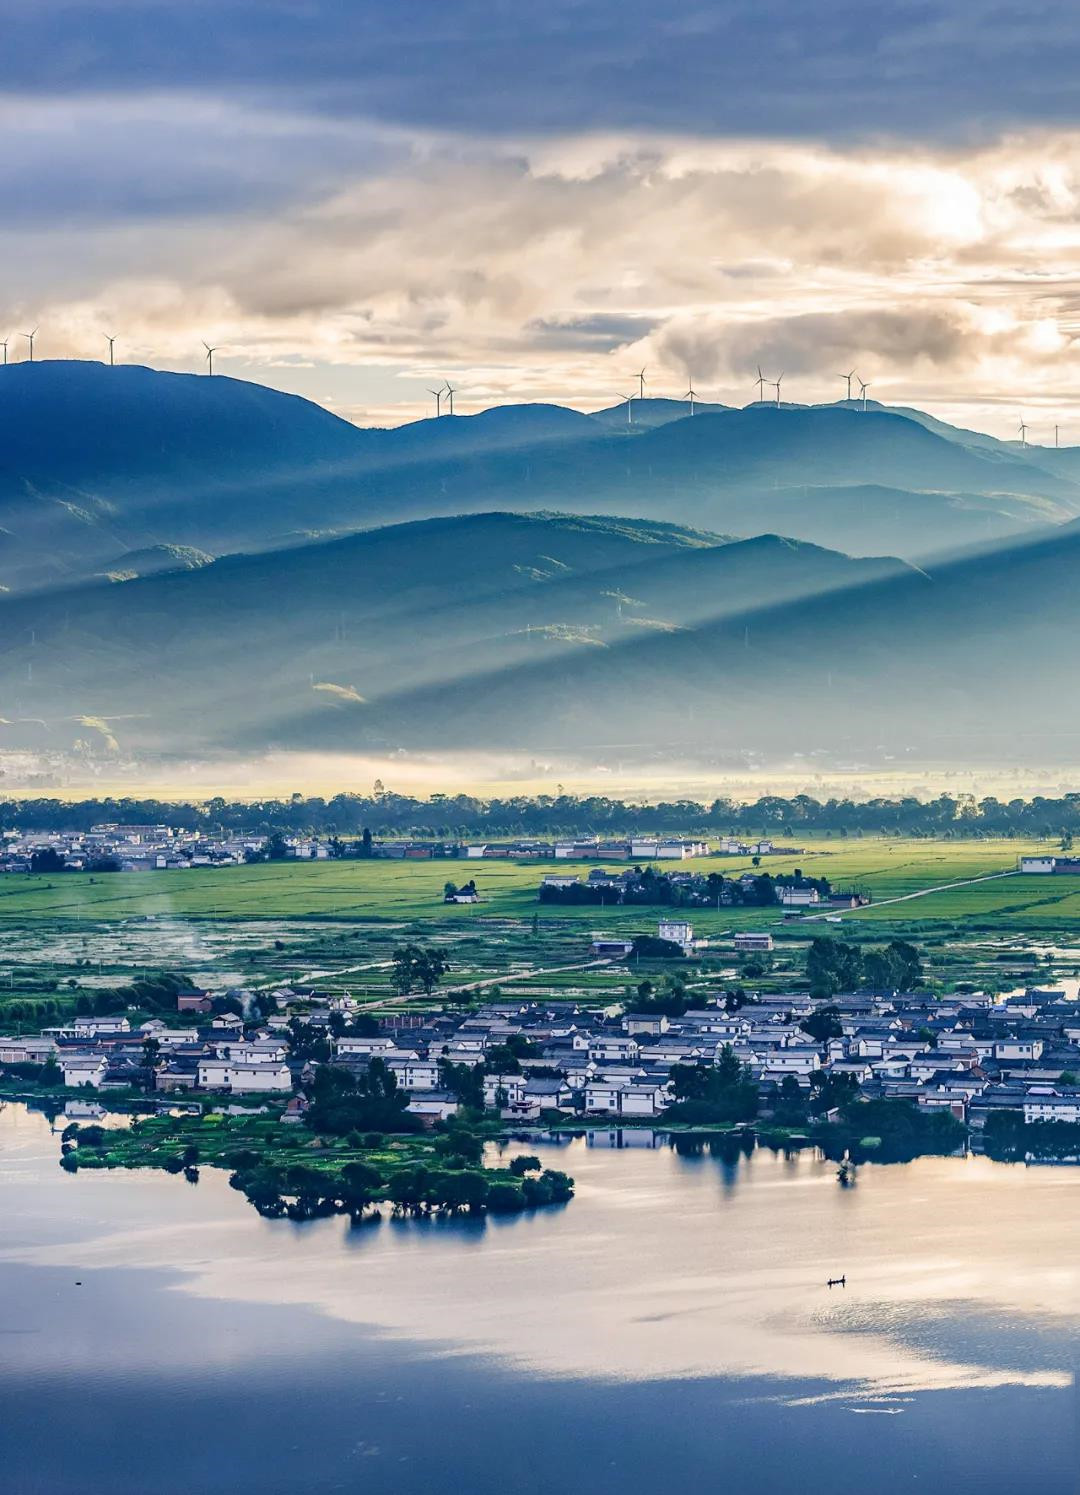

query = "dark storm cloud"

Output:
[[526, 314, 659, 351], [4, 0, 1080, 141]]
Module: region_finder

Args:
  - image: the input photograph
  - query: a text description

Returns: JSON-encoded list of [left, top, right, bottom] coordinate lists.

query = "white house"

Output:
[[994, 1037, 1044, 1062], [60, 1055, 108, 1089], [407, 1093, 461, 1121], [482, 1073, 528, 1108], [213, 1039, 288, 1064], [762, 1046, 821, 1075], [1023, 1088, 1080, 1124], [198, 1059, 291, 1093], [72, 1016, 130, 1038], [334, 1034, 397, 1057], [589, 1035, 640, 1063], [384, 1056, 440, 1091], [779, 887, 820, 907], [0, 1036, 57, 1064], [657, 919, 694, 950], [1018, 856, 1055, 874]]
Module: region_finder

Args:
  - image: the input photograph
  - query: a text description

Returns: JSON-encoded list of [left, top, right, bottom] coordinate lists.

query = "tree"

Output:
[[806, 938, 863, 998], [391, 944, 450, 997], [30, 847, 66, 874], [801, 1006, 842, 1042], [265, 832, 289, 861], [508, 1154, 541, 1176], [305, 1057, 418, 1135], [360, 828, 374, 858], [668, 1046, 758, 1123]]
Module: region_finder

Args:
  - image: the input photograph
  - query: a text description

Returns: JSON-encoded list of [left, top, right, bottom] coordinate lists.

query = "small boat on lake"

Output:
[[827, 1275, 846, 1288]]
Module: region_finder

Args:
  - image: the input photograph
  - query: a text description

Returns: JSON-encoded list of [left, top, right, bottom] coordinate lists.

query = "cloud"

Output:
[[6, 1, 1080, 142], [526, 313, 660, 351], [659, 308, 976, 383], [6, 91, 1080, 434]]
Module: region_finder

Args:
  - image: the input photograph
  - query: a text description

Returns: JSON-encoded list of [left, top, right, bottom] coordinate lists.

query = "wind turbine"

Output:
[[1055, 424, 1061, 449], [202, 341, 219, 376], [22, 328, 37, 362], [838, 370, 856, 402], [773, 373, 784, 408], [1018, 417, 1028, 448], [685, 381, 697, 416], [620, 391, 635, 426], [428, 387, 443, 417], [858, 377, 870, 411], [443, 380, 456, 416], [104, 334, 116, 367], [0, 338, 7, 366], [754, 366, 767, 403]]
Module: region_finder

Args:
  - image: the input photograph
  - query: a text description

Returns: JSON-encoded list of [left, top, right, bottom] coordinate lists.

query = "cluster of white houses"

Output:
[[0, 824, 268, 873], [0, 826, 812, 876], [6, 978, 1080, 1131]]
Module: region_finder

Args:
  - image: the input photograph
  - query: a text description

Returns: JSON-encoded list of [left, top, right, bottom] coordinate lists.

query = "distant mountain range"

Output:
[[1, 362, 1077, 595], [3, 361, 1079, 771], [0, 504, 1076, 766]]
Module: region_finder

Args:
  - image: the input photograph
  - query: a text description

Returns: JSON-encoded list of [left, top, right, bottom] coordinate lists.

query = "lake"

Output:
[[1, 1104, 1078, 1494]]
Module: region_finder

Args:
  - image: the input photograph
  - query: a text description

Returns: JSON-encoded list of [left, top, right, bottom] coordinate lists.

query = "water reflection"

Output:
[[1, 1104, 1077, 1408]]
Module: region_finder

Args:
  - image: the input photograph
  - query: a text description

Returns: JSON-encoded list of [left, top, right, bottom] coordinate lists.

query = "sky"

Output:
[[5, 0, 1080, 437]]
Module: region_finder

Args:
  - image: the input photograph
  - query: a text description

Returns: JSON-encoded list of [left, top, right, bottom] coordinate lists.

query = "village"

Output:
[[0, 825, 802, 874], [3, 919, 1080, 1140]]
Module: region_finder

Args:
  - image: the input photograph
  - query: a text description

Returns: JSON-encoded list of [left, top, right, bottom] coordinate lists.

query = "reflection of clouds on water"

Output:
[[2, 1111, 1077, 1406]]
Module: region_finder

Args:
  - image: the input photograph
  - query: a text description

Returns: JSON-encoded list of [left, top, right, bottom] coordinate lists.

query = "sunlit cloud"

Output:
[[6, 83, 1080, 434]]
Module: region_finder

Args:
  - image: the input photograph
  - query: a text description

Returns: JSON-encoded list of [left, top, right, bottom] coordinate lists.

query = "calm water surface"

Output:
[[1, 1105, 1078, 1494]]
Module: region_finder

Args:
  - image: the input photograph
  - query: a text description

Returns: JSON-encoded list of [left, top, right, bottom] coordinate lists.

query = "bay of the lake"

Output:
[[1, 1103, 1077, 1494]]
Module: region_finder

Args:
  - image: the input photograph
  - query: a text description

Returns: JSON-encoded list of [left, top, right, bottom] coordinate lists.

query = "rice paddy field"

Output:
[[0, 835, 1076, 1021]]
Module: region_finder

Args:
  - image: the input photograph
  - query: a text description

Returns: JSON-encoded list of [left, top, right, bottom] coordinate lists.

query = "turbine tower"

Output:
[[23, 328, 37, 362], [202, 341, 219, 375], [685, 381, 697, 416], [838, 369, 856, 401], [0, 338, 7, 366], [621, 391, 635, 426], [1056, 424, 1061, 449], [428, 387, 443, 417], [636, 368, 647, 401], [105, 334, 116, 367], [1018, 417, 1028, 447], [858, 377, 870, 411], [443, 381, 456, 416], [754, 366, 767, 403], [773, 373, 784, 408]]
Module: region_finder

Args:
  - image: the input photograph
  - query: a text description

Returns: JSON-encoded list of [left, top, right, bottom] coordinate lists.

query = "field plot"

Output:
[[846, 875, 1080, 932], [0, 837, 1053, 926]]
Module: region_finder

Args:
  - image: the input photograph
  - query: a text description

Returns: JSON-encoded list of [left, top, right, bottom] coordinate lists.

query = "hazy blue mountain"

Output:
[[2, 362, 1078, 592], [0, 510, 912, 759], [3, 504, 1080, 766]]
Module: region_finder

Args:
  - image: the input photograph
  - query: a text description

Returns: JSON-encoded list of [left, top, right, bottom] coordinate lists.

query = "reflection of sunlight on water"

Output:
[[1, 1110, 1077, 1405]]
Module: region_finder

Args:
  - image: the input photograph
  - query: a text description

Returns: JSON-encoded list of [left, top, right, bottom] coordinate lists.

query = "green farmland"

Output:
[[0, 836, 1057, 926], [0, 836, 1074, 1025]]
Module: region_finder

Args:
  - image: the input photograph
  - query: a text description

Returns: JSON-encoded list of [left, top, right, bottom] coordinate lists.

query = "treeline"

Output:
[[2, 790, 1079, 839]]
